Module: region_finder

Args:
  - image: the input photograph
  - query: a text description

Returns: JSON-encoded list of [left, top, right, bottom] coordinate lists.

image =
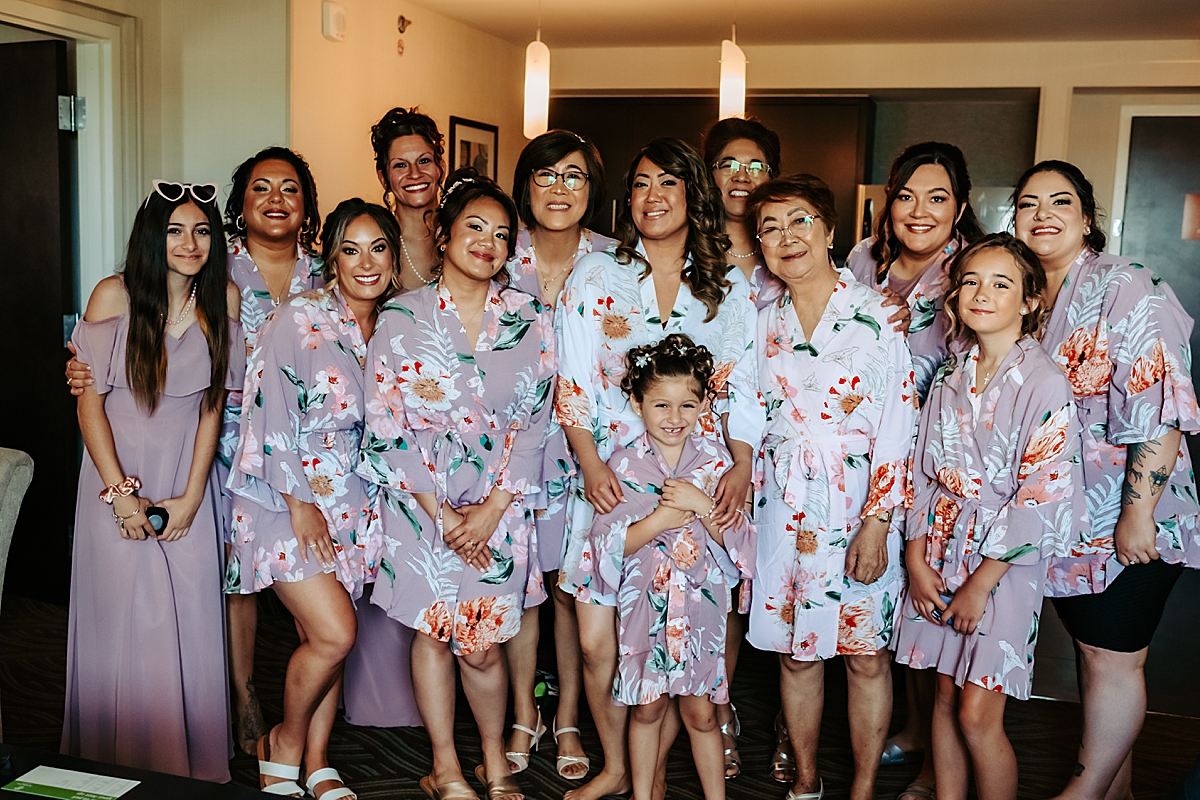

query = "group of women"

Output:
[[59, 106, 1199, 800]]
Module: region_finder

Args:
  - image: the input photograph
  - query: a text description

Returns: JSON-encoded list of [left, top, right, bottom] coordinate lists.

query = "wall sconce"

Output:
[[719, 25, 746, 120], [524, 30, 550, 139]]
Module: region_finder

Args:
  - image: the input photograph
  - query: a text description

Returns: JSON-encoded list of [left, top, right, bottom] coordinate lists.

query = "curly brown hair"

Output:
[[943, 233, 1048, 360], [613, 138, 732, 323], [620, 333, 718, 406]]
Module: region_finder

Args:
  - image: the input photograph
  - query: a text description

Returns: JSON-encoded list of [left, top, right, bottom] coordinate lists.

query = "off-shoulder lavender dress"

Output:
[[62, 312, 243, 782]]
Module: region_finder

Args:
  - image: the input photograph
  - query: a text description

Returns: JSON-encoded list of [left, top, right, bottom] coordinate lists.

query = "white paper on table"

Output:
[[4, 765, 140, 799]]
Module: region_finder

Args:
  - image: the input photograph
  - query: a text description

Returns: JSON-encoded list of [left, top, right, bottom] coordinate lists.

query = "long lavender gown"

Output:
[[62, 311, 242, 782]]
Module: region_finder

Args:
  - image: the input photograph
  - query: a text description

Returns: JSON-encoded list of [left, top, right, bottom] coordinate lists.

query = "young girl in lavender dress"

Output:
[[894, 234, 1087, 800], [587, 335, 754, 800], [63, 182, 240, 781]]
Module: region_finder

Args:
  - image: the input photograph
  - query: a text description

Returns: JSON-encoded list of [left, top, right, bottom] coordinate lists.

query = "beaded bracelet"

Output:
[[99, 476, 141, 505], [697, 498, 716, 520]]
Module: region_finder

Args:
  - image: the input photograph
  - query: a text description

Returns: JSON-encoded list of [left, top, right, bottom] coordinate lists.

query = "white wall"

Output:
[[289, 0, 525, 212]]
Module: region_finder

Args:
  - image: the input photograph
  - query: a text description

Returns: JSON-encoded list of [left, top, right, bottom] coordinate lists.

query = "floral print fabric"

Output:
[[1041, 250, 1200, 596], [227, 285, 375, 598], [893, 337, 1086, 698], [747, 270, 917, 661], [555, 242, 763, 605], [587, 433, 754, 705], [509, 228, 616, 578], [357, 282, 555, 655], [846, 235, 960, 402], [216, 243, 324, 549]]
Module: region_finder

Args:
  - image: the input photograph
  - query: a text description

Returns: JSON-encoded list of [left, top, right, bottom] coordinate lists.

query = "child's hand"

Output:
[[651, 502, 696, 532], [945, 581, 989, 635], [660, 478, 714, 517], [906, 560, 947, 624]]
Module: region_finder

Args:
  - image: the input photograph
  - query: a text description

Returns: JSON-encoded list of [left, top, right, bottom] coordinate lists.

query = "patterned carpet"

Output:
[[1, 592, 1197, 799]]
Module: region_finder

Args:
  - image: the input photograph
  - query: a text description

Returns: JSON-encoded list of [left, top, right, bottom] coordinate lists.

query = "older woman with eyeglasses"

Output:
[[746, 174, 917, 800]]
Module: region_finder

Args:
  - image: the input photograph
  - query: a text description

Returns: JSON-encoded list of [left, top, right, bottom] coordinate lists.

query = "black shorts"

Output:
[[1050, 558, 1185, 652]]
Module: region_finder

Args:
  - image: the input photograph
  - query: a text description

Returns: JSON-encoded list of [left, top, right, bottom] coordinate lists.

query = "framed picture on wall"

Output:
[[449, 116, 499, 180]]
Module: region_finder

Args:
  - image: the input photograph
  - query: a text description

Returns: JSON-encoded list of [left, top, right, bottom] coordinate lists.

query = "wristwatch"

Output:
[[872, 508, 892, 524]]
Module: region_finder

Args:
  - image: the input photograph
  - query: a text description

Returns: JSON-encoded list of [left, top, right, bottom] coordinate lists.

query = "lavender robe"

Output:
[[1040, 249, 1200, 596], [358, 282, 554, 654], [63, 311, 243, 782], [589, 433, 754, 705], [894, 337, 1087, 699]]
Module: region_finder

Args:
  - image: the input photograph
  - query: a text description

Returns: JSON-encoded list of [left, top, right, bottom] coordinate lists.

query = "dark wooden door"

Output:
[[1121, 115, 1200, 465], [0, 40, 77, 603], [547, 96, 874, 258]]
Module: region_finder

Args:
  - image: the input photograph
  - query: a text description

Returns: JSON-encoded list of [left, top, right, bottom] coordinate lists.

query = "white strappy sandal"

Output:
[[785, 778, 824, 800], [257, 731, 305, 797], [552, 716, 591, 781], [505, 708, 546, 774], [305, 767, 357, 800]]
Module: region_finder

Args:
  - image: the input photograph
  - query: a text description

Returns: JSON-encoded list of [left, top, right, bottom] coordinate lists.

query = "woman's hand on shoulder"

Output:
[[65, 342, 92, 397], [83, 275, 128, 323]]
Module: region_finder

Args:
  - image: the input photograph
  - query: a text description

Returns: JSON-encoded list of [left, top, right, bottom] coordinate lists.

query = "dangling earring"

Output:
[[383, 190, 394, 211]]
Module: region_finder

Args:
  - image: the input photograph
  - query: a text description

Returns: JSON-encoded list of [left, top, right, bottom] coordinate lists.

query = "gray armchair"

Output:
[[0, 447, 34, 742]]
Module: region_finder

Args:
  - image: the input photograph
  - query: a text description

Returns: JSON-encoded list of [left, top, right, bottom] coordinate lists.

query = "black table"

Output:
[[0, 745, 269, 799]]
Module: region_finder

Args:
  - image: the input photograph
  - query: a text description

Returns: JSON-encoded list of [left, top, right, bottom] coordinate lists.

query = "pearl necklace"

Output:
[[728, 249, 756, 259], [399, 231, 435, 286], [164, 283, 197, 326]]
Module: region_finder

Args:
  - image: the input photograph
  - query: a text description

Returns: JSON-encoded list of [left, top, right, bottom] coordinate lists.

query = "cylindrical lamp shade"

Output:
[[718, 39, 746, 120], [524, 40, 551, 139]]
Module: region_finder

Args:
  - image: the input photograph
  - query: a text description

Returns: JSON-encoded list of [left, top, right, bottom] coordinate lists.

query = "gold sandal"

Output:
[[419, 775, 479, 800], [720, 703, 742, 779], [771, 712, 797, 784], [474, 764, 524, 800]]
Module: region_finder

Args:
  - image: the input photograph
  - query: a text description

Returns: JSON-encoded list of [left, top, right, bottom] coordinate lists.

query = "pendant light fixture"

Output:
[[523, 7, 550, 141], [719, 24, 746, 121]]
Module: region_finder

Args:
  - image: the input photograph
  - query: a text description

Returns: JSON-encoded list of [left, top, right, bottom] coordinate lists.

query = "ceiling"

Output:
[[404, 0, 1200, 47]]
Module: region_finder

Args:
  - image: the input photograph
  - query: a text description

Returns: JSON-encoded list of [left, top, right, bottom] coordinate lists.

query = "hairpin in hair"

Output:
[[674, 342, 689, 356], [573, 132, 586, 144], [439, 177, 477, 209], [635, 353, 650, 368]]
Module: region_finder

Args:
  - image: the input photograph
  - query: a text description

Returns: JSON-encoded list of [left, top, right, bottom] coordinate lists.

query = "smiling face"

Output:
[[529, 150, 589, 232], [441, 197, 512, 285], [890, 163, 962, 259], [378, 134, 442, 211], [166, 202, 212, 277], [632, 375, 705, 453], [333, 214, 395, 304], [712, 138, 770, 222], [1013, 170, 1089, 268], [630, 157, 689, 242], [242, 159, 304, 244], [756, 197, 836, 284], [956, 248, 1032, 340]]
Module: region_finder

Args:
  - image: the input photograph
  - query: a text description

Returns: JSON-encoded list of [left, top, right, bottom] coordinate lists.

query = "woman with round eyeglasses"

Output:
[[1013, 161, 1200, 800], [500, 130, 615, 782], [63, 181, 240, 781], [556, 137, 762, 800], [371, 107, 445, 291], [703, 117, 785, 312], [747, 174, 917, 800]]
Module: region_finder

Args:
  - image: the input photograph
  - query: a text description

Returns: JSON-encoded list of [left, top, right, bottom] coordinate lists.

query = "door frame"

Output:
[[0, 0, 140, 306], [1109, 103, 1200, 255]]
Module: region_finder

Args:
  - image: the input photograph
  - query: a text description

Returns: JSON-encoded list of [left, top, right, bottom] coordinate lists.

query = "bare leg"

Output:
[[228, 590, 265, 754], [716, 609, 746, 779], [629, 697, 668, 800], [1050, 643, 1147, 800], [780, 654, 824, 796], [503, 604, 543, 770], [931, 673, 969, 800], [566, 601, 631, 800], [845, 650, 891, 800], [553, 583, 588, 778], [302, 668, 349, 797], [897, 667, 939, 798], [679, 695, 725, 800], [653, 699, 681, 800], [266, 574, 356, 791], [461, 643, 522, 800], [411, 632, 466, 787], [958, 682, 1015, 800]]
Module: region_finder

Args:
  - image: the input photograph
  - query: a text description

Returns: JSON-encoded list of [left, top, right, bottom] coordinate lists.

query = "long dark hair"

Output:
[[943, 233, 1048, 358], [870, 141, 985, 278], [614, 138, 731, 322], [1011, 160, 1107, 253], [224, 146, 321, 253], [319, 199, 403, 308], [124, 192, 229, 414], [512, 129, 606, 231], [370, 107, 445, 210], [433, 168, 519, 283]]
